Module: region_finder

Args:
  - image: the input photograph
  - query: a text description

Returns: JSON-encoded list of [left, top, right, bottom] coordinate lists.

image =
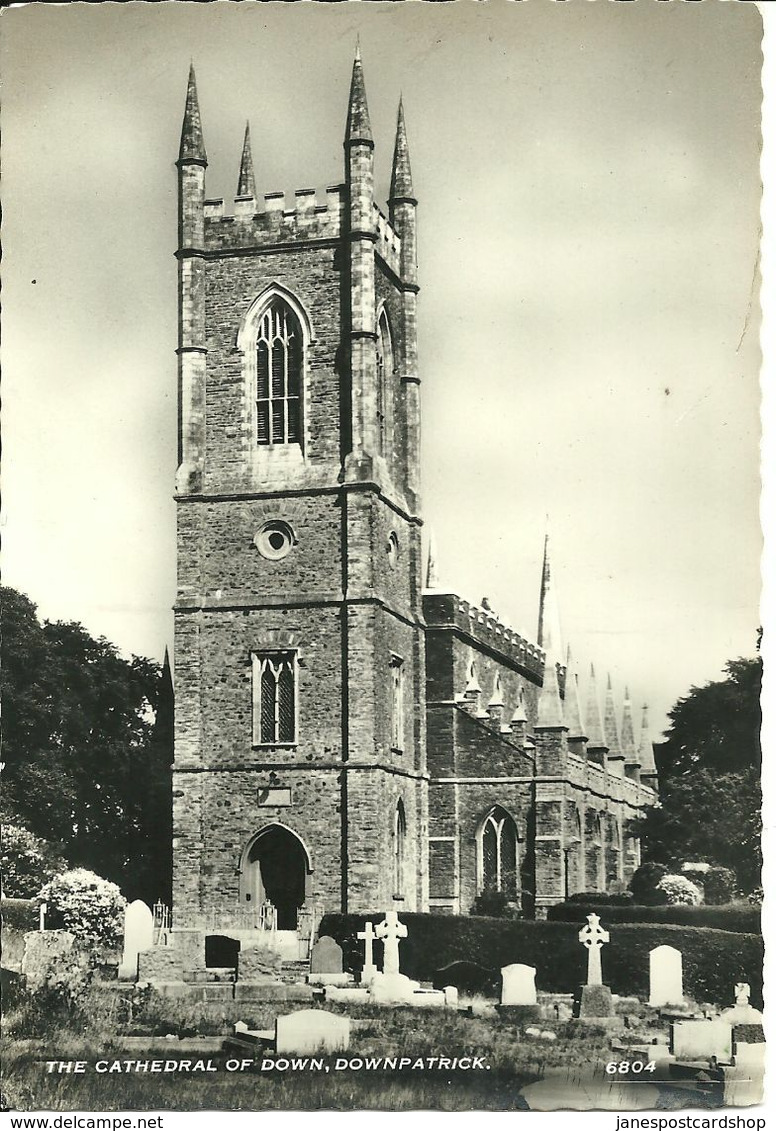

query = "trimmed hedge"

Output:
[[319, 912, 763, 1009], [546, 902, 760, 934], [1, 897, 37, 932]]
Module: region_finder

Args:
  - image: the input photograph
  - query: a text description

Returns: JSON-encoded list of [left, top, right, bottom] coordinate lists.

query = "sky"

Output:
[[1, 0, 766, 740]]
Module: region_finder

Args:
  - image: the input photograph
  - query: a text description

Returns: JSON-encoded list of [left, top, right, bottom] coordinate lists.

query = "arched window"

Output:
[[255, 299, 302, 446], [478, 806, 519, 899], [376, 310, 394, 455], [393, 801, 407, 898], [252, 651, 297, 745]]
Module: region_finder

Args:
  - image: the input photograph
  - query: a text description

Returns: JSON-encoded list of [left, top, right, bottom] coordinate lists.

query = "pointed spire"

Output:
[[564, 646, 587, 740], [604, 674, 623, 759], [488, 672, 504, 708], [536, 649, 566, 729], [537, 526, 563, 663], [346, 44, 373, 145], [237, 122, 256, 199], [511, 686, 528, 725], [425, 530, 440, 590], [621, 688, 638, 762], [390, 98, 414, 201], [638, 704, 658, 777], [585, 664, 607, 749], [179, 64, 207, 164]]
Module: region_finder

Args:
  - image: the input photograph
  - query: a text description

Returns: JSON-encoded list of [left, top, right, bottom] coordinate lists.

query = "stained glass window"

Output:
[[253, 652, 297, 744]]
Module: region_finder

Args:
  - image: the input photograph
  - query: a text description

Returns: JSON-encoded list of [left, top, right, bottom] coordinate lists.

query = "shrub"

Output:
[[658, 874, 703, 906], [319, 912, 763, 1009], [546, 901, 760, 933], [566, 891, 633, 906], [1, 824, 68, 898], [630, 862, 669, 905], [471, 890, 516, 918], [38, 869, 125, 948], [702, 866, 737, 906], [0, 896, 38, 932]]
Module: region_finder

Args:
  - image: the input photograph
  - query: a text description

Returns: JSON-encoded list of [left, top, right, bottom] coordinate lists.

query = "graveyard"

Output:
[[1, 901, 765, 1112]]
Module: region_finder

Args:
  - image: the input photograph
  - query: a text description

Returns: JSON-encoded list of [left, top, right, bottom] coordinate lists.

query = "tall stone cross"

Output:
[[578, 913, 609, 986], [374, 911, 407, 976], [357, 921, 377, 975]]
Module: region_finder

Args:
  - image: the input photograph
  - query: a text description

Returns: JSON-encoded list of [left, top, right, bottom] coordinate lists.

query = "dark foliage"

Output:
[[319, 912, 763, 1008], [630, 862, 670, 905], [641, 656, 762, 891], [0, 587, 173, 903], [546, 902, 760, 934], [565, 891, 633, 906]]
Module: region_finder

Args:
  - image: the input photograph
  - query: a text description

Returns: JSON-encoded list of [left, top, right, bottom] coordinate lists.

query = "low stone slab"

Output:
[[670, 1019, 734, 1064], [370, 972, 422, 1004], [233, 982, 315, 1004], [325, 986, 371, 1006], [275, 1009, 350, 1055], [308, 972, 352, 987]]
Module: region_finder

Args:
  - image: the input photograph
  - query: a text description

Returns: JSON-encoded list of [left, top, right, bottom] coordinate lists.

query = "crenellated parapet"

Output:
[[423, 592, 545, 679], [202, 185, 348, 250]]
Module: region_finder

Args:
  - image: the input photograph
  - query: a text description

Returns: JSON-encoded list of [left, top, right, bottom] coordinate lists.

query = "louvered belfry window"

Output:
[[254, 652, 297, 744], [256, 300, 302, 446]]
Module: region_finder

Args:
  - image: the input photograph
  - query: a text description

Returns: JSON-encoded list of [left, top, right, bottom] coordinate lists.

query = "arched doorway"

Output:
[[241, 824, 310, 930]]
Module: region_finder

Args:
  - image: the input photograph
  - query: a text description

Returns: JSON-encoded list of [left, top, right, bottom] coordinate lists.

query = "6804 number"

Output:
[[605, 1061, 656, 1074]]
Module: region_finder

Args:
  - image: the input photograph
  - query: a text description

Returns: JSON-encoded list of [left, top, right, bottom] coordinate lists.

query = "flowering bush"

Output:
[[657, 874, 703, 906], [1, 824, 68, 898], [38, 869, 125, 948]]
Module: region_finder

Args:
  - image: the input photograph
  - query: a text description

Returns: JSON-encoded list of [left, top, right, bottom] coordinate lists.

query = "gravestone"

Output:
[[275, 1009, 350, 1055], [308, 935, 350, 986], [119, 900, 154, 981], [443, 985, 459, 1009], [238, 945, 283, 984], [310, 936, 343, 974], [369, 911, 421, 1003], [671, 1019, 734, 1064], [721, 982, 765, 1042], [501, 963, 537, 1006], [357, 921, 378, 985], [22, 930, 77, 993], [573, 914, 614, 1019], [649, 945, 684, 1007]]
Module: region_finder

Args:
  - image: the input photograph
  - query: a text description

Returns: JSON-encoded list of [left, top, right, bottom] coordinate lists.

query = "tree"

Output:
[[641, 655, 762, 892], [0, 587, 172, 903], [0, 824, 68, 897]]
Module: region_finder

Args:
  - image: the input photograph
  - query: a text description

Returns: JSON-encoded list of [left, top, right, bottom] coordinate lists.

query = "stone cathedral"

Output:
[[171, 55, 658, 940]]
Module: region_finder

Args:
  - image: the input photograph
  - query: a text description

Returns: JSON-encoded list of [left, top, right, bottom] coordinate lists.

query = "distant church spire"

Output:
[[179, 64, 207, 164], [390, 98, 414, 202], [537, 526, 563, 662], [237, 122, 256, 199], [346, 43, 373, 145]]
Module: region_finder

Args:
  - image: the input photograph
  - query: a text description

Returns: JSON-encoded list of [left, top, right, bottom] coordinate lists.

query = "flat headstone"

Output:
[[649, 945, 684, 1007], [501, 963, 537, 1006], [444, 985, 458, 1009], [275, 1009, 350, 1055], [670, 1019, 734, 1064], [310, 936, 343, 975], [119, 900, 154, 981]]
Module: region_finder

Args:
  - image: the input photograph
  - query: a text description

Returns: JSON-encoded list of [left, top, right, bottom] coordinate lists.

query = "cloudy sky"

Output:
[[2, 0, 765, 738]]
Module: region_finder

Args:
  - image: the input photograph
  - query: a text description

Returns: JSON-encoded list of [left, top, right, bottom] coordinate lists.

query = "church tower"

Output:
[[172, 56, 428, 932]]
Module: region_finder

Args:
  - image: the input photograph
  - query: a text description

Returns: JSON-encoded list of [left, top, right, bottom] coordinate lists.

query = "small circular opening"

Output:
[[254, 520, 296, 561], [268, 531, 286, 551]]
